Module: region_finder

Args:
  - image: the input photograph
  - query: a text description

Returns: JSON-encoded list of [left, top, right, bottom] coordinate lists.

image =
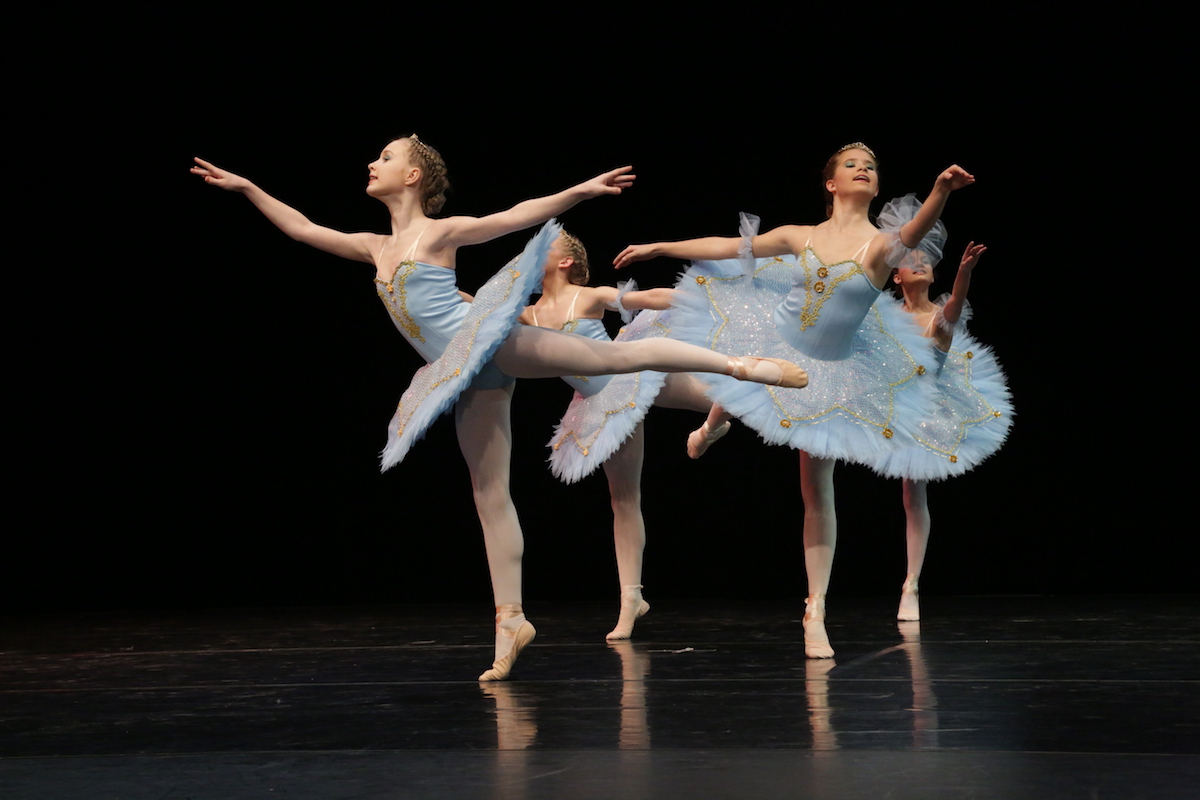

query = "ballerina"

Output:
[[521, 230, 721, 640], [878, 234, 1013, 621], [613, 142, 974, 658], [191, 135, 807, 680]]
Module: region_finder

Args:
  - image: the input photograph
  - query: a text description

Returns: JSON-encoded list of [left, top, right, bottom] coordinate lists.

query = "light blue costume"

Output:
[[546, 282, 670, 484], [857, 195, 1014, 479], [376, 221, 559, 470], [667, 206, 939, 465]]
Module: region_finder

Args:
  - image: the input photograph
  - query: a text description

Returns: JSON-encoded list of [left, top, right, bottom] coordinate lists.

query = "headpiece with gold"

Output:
[[833, 141, 877, 160]]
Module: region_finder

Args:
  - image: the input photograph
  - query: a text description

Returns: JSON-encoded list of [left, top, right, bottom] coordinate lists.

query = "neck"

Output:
[[826, 195, 872, 229], [900, 283, 935, 312], [380, 192, 428, 237], [537, 270, 575, 302]]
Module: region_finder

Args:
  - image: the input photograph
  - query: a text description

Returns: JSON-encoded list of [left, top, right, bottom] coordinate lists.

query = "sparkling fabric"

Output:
[[547, 309, 671, 483], [377, 222, 559, 470], [667, 210, 941, 464], [870, 315, 1014, 481]]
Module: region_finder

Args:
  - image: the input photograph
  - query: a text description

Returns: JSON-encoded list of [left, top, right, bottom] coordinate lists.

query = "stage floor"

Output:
[[2, 594, 1197, 799]]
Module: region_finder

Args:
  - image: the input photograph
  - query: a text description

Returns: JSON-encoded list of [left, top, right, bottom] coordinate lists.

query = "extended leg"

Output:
[[455, 384, 535, 681], [800, 452, 837, 658], [603, 423, 650, 641], [493, 325, 806, 387], [898, 478, 930, 621]]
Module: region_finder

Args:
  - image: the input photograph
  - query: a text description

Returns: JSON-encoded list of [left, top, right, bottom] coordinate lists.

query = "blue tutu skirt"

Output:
[[380, 221, 558, 470], [669, 254, 940, 465], [547, 306, 672, 483], [869, 326, 1013, 480]]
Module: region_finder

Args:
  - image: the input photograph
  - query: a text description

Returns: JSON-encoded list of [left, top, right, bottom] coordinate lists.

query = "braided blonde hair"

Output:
[[559, 230, 590, 285], [399, 134, 450, 214]]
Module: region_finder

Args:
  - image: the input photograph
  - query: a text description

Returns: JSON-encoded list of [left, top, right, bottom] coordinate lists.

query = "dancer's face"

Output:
[[366, 140, 418, 197], [894, 250, 935, 287], [825, 148, 879, 199]]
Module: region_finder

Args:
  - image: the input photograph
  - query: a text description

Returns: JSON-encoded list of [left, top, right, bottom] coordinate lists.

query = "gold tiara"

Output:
[[834, 142, 876, 160], [408, 133, 433, 160]]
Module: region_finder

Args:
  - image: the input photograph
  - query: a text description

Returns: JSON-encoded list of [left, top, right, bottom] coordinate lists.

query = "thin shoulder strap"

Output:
[[403, 223, 434, 261], [531, 308, 540, 327], [377, 223, 434, 265], [566, 288, 583, 320], [850, 236, 872, 263]]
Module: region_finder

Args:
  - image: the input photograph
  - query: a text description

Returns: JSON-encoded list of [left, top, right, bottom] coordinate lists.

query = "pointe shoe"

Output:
[[803, 593, 835, 659], [479, 604, 537, 681], [728, 356, 809, 389], [686, 420, 731, 459], [897, 574, 920, 621], [606, 585, 650, 641]]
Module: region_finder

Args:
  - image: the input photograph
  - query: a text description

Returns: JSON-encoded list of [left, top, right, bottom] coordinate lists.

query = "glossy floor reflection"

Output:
[[2, 595, 1197, 799]]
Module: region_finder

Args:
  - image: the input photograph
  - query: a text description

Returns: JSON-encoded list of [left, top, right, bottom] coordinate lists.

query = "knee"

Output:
[[471, 482, 515, 520], [609, 484, 643, 514]]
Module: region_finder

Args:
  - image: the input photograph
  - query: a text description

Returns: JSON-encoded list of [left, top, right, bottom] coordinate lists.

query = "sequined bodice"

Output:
[[374, 261, 467, 364], [556, 318, 610, 394], [773, 247, 882, 361]]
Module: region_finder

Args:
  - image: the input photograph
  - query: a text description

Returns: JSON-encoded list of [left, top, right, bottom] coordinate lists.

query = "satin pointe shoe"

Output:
[[897, 574, 920, 621], [686, 420, 731, 459], [803, 593, 835, 659], [728, 356, 809, 389], [479, 604, 537, 681], [606, 585, 650, 641]]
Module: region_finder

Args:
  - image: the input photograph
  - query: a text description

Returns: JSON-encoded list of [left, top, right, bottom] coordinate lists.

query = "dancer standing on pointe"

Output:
[[873, 222, 1013, 621], [192, 135, 807, 680], [614, 143, 975, 658], [521, 230, 720, 640]]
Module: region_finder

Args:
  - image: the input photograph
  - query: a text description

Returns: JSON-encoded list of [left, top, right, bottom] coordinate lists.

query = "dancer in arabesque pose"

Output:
[[192, 135, 807, 679]]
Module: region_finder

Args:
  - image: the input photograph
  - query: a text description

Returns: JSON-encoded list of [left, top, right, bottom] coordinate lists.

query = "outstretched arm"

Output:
[[191, 158, 376, 263], [942, 241, 985, 325], [613, 237, 739, 269], [620, 287, 678, 311], [437, 167, 636, 248], [613, 223, 810, 269], [899, 165, 976, 248]]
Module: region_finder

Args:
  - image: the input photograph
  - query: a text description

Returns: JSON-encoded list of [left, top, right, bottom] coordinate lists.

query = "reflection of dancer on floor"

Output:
[[614, 143, 974, 658], [521, 231, 714, 640], [892, 242, 983, 621], [191, 136, 806, 681]]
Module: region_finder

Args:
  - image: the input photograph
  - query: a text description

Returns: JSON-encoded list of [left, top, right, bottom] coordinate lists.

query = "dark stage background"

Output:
[[11, 8, 1180, 611]]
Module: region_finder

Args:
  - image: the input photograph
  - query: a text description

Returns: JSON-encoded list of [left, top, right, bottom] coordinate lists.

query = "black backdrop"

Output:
[[9, 7, 1181, 611]]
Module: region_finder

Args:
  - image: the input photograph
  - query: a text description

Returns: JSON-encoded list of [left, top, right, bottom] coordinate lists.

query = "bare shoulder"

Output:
[[579, 285, 618, 315], [756, 223, 813, 256], [362, 232, 390, 265]]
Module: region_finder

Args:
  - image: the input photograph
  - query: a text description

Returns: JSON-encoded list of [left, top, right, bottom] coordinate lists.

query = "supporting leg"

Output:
[[898, 478, 930, 621], [454, 384, 536, 680], [603, 423, 650, 641], [800, 452, 837, 658]]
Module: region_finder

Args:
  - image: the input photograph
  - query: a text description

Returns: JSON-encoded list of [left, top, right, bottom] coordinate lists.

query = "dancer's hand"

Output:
[[580, 166, 636, 197], [935, 165, 975, 192], [613, 243, 661, 269], [191, 157, 251, 192], [959, 241, 986, 272]]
